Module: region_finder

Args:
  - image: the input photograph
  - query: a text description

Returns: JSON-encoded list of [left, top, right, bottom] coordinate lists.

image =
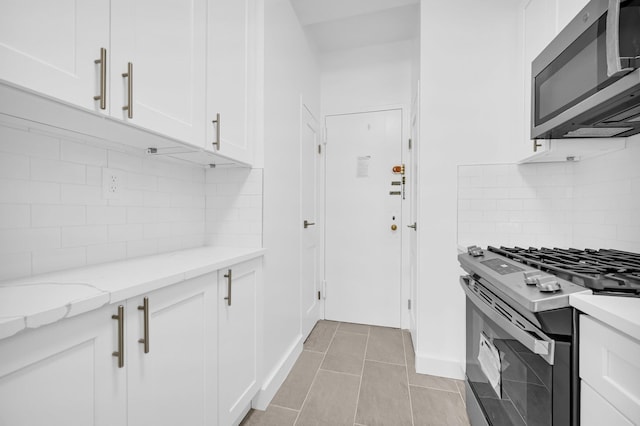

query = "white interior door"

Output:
[[325, 109, 402, 328], [300, 105, 322, 339], [408, 95, 419, 344]]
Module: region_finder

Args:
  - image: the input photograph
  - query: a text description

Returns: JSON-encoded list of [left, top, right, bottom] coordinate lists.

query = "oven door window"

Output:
[[466, 300, 553, 426]]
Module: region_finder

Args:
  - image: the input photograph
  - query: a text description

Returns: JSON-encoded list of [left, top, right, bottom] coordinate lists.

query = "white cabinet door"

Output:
[[111, 0, 207, 146], [581, 381, 634, 426], [0, 0, 109, 111], [218, 258, 263, 426], [0, 306, 125, 426], [127, 273, 217, 426], [206, 0, 256, 164]]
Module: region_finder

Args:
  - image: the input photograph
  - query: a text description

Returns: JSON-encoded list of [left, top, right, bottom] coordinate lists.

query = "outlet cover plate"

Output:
[[102, 168, 125, 200]]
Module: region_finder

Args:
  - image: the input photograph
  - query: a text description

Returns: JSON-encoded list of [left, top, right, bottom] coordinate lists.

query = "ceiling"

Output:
[[289, 0, 420, 53]]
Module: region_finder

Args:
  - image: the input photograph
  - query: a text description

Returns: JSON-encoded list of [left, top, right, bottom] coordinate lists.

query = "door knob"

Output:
[[391, 224, 397, 231], [304, 220, 316, 229]]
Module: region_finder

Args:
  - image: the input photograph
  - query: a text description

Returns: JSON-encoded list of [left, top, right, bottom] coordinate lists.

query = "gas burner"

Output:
[[489, 246, 640, 296]]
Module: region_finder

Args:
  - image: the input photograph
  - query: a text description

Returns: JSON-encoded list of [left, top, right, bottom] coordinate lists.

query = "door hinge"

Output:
[[408, 138, 412, 150], [317, 290, 321, 300], [408, 299, 412, 310], [318, 144, 322, 154]]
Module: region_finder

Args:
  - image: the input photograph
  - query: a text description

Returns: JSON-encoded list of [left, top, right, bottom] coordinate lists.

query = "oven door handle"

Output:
[[606, 0, 635, 77], [460, 275, 555, 365]]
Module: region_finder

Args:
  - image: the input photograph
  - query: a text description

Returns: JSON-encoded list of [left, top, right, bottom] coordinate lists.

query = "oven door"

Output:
[[461, 276, 557, 426]]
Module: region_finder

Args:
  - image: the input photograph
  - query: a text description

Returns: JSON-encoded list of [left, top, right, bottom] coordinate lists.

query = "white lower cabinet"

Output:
[[0, 258, 264, 426], [580, 314, 640, 425], [125, 272, 218, 426], [218, 258, 263, 426], [0, 305, 123, 426]]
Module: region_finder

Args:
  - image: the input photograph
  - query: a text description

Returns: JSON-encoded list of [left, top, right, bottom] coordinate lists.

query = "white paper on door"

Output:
[[356, 156, 371, 178], [478, 333, 501, 398]]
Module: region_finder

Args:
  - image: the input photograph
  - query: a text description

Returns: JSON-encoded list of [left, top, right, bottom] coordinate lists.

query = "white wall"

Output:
[[417, 0, 522, 379], [457, 138, 640, 252], [259, 0, 320, 407], [0, 121, 206, 282], [320, 40, 413, 115]]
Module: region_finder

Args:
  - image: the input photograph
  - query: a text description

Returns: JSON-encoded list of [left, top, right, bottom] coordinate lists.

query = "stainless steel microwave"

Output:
[[532, 0, 640, 139]]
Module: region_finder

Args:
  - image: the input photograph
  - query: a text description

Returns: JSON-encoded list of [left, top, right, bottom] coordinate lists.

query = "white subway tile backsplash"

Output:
[[108, 224, 144, 243], [87, 206, 127, 225], [0, 123, 216, 280], [0, 179, 60, 204], [61, 184, 105, 206], [31, 158, 86, 184], [0, 125, 60, 159], [108, 150, 143, 172], [0, 204, 30, 229], [0, 252, 32, 281], [62, 225, 108, 248], [61, 140, 107, 167], [32, 247, 87, 275], [0, 152, 30, 179], [0, 228, 60, 254], [86, 242, 127, 265], [32, 205, 86, 227], [458, 139, 640, 251]]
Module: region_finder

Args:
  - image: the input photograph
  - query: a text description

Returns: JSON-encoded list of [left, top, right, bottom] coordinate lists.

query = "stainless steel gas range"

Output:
[[458, 246, 640, 426]]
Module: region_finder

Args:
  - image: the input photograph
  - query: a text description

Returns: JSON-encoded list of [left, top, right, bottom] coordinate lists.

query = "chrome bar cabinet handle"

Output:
[[224, 269, 232, 306], [93, 47, 107, 110], [138, 297, 150, 354], [212, 113, 221, 150], [112, 305, 125, 368], [122, 62, 133, 118]]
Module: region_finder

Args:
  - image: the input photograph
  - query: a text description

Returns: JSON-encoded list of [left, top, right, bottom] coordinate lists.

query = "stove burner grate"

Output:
[[488, 246, 640, 296]]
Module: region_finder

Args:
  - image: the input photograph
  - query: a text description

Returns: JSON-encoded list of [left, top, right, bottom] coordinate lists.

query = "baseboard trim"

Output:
[[252, 334, 303, 410], [414, 351, 465, 380]]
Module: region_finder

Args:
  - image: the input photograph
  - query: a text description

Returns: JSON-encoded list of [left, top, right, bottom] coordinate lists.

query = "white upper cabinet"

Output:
[[0, 0, 109, 111], [111, 0, 207, 146], [206, 0, 257, 165]]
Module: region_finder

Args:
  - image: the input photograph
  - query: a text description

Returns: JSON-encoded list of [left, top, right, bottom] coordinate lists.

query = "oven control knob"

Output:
[[467, 245, 484, 257], [523, 271, 541, 285], [535, 276, 561, 292]]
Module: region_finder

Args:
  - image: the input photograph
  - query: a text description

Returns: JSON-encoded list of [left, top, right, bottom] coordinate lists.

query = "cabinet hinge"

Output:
[[317, 290, 321, 300], [408, 299, 412, 310], [318, 144, 322, 154], [408, 138, 412, 150]]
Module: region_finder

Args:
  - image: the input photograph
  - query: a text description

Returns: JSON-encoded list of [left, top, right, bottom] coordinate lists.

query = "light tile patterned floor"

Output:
[[241, 320, 470, 426]]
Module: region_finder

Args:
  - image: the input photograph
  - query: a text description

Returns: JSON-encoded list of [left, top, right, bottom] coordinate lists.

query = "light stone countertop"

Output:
[[0, 246, 266, 340], [570, 293, 640, 341]]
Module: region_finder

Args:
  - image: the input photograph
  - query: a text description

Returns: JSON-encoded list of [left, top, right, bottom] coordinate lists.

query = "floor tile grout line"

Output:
[[402, 329, 416, 426], [408, 383, 464, 395], [268, 403, 300, 413], [351, 324, 369, 426], [293, 321, 340, 426], [318, 367, 361, 377], [363, 358, 408, 367]]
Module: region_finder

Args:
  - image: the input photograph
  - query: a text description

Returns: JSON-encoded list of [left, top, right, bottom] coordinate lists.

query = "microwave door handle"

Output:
[[459, 275, 555, 365], [606, 0, 635, 77]]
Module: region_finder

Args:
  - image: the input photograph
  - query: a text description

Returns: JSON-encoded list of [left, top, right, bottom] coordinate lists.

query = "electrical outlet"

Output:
[[102, 168, 125, 200]]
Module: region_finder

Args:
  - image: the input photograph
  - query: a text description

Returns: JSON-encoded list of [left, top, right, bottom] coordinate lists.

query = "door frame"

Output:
[[322, 104, 410, 329], [299, 98, 323, 338]]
